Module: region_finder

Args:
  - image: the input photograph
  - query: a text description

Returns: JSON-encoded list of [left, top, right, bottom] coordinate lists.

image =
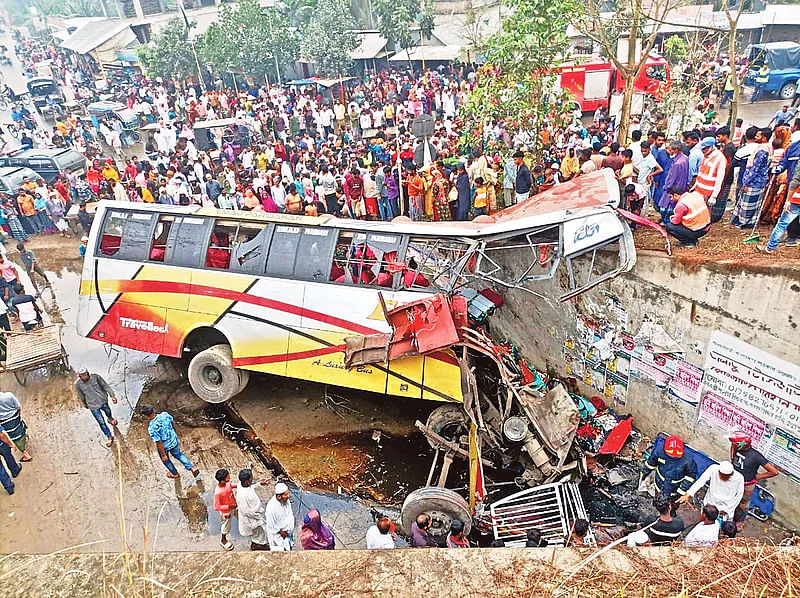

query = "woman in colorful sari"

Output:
[[300, 509, 335, 550], [760, 125, 792, 224], [430, 163, 451, 222], [0, 392, 32, 462]]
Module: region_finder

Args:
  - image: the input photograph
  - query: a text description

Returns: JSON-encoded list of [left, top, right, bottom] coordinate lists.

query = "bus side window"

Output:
[[294, 227, 336, 282], [148, 215, 174, 262], [231, 223, 270, 274], [103, 212, 156, 262], [265, 225, 302, 277], [167, 217, 210, 268], [206, 222, 237, 270], [335, 231, 402, 287], [98, 211, 127, 256], [330, 233, 353, 283]]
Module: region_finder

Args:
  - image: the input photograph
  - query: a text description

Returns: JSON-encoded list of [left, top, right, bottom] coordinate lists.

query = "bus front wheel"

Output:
[[188, 344, 245, 403], [401, 487, 472, 542]]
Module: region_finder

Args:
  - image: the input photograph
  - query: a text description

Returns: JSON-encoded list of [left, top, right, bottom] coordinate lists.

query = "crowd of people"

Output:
[[2, 80, 798, 260]]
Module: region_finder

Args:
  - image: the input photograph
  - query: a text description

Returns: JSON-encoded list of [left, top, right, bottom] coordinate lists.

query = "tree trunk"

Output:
[[617, 73, 635, 144], [727, 23, 739, 128], [617, 0, 640, 144]]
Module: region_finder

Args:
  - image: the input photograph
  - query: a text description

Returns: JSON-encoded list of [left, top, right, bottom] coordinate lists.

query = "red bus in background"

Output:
[[558, 55, 671, 112]]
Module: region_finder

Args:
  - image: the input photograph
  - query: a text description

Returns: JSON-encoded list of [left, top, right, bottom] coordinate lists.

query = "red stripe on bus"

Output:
[[234, 344, 346, 366], [111, 278, 458, 366], [116, 279, 378, 335]]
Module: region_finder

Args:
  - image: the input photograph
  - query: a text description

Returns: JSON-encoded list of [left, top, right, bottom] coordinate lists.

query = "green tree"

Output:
[[459, 0, 574, 157], [199, 0, 297, 83], [301, 0, 357, 77], [137, 17, 201, 83], [1, 0, 105, 23], [571, 0, 686, 144], [372, 0, 434, 58], [280, 0, 317, 29], [663, 34, 688, 62]]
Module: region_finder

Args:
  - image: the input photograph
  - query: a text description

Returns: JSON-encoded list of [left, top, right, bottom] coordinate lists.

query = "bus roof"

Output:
[[95, 168, 619, 238]]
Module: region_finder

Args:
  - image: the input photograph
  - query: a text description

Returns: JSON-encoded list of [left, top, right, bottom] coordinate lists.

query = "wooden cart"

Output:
[[5, 325, 70, 386]]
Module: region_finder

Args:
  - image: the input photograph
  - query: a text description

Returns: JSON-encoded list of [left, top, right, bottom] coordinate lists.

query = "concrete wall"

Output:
[[490, 249, 800, 525]]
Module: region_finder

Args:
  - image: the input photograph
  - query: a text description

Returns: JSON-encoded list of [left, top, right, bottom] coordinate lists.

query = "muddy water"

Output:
[[217, 399, 437, 503]]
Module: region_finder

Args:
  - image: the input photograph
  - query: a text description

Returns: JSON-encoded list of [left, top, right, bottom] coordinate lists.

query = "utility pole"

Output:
[[260, 0, 282, 85], [179, 0, 206, 91]]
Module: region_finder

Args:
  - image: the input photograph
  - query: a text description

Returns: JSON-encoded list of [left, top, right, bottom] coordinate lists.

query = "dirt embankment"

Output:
[[231, 378, 435, 502], [633, 218, 800, 270]]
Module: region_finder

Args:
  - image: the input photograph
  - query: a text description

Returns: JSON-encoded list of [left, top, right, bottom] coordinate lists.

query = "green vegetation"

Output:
[[301, 0, 359, 77], [459, 0, 575, 156]]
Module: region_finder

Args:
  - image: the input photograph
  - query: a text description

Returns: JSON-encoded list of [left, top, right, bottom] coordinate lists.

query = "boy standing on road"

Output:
[[75, 367, 118, 447], [140, 404, 199, 479], [214, 468, 237, 551]]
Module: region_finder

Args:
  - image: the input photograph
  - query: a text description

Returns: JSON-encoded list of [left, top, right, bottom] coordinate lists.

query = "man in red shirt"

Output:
[[214, 468, 238, 551], [406, 165, 424, 221], [123, 159, 139, 183], [54, 175, 70, 203], [344, 167, 365, 218]]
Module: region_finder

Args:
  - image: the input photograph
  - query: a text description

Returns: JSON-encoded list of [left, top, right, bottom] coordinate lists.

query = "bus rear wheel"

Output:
[[188, 344, 245, 403], [425, 404, 469, 453]]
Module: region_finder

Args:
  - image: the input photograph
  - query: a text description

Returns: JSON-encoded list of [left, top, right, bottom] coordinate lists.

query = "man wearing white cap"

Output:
[[265, 482, 295, 551], [677, 460, 744, 520]]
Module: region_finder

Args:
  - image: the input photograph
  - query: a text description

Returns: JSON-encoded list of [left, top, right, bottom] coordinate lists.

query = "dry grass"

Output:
[[488, 541, 800, 598], [2, 538, 799, 597]]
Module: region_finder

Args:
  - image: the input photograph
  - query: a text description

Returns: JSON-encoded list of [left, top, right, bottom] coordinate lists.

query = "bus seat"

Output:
[[206, 247, 231, 269], [149, 246, 166, 261], [330, 261, 345, 281], [99, 233, 121, 256]]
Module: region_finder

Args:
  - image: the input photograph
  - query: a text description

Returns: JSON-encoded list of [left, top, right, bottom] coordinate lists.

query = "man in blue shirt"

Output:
[[513, 150, 532, 203], [772, 104, 793, 127], [684, 131, 703, 185], [140, 404, 199, 479], [651, 132, 670, 204]]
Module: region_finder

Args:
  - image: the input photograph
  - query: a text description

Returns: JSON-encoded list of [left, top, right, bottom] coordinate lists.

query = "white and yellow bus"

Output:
[[76, 169, 634, 406]]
